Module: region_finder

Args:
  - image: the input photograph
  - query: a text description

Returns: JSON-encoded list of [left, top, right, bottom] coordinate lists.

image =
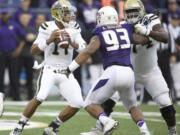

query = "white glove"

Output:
[[135, 23, 152, 36], [33, 60, 45, 69]]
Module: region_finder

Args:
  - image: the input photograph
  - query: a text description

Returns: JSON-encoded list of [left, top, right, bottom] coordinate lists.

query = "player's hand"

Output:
[[63, 30, 72, 44], [60, 68, 71, 78], [46, 29, 60, 45], [135, 23, 151, 36]]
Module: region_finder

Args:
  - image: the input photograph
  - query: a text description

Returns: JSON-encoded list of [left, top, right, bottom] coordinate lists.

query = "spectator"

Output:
[[170, 37, 180, 101], [141, 0, 154, 13], [78, 0, 101, 34], [12, 0, 34, 26], [18, 12, 37, 100], [0, 9, 25, 101], [150, 0, 166, 9], [157, 13, 179, 101], [162, 0, 180, 24], [168, 13, 180, 40], [34, 13, 46, 30], [78, 0, 103, 88], [32, 13, 46, 91]]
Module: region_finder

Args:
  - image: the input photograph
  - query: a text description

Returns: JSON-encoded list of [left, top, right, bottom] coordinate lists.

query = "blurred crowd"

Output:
[[0, 0, 180, 102]]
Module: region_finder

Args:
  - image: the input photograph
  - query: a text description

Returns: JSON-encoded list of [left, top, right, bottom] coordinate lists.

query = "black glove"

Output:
[[60, 67, 71, 78]]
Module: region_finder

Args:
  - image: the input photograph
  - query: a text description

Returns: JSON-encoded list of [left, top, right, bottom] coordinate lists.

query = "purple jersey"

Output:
[[93, 23, 133, 69]]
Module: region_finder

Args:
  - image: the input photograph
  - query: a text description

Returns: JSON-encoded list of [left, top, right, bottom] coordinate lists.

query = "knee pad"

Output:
[[101, 99, 116, 116], [154, 92, 172, 108]]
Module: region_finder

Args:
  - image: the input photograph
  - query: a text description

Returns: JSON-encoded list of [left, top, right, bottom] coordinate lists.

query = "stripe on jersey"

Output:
[[35, 68, 43, 96], [150, 15, 158, 20], [40, 25, 46, 30], [74, 23, 80, 29], [44, 22, 48, 27], [93, 79, 109, 92], [41, 23, 48, 30]]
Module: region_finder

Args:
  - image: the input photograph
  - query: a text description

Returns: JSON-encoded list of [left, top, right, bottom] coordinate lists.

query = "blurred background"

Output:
[[0, 0, 180, 104]]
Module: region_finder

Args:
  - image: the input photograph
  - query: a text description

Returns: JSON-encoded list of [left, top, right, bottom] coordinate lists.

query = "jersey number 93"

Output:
[[102, 28, 130, 51]]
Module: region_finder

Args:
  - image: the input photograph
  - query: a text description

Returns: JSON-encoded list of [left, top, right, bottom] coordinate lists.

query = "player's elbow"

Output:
[[30, 44, 41, 56], [162, 34, 169, 43]]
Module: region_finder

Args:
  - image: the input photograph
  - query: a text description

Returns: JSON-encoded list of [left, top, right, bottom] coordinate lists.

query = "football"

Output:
[[54, 30, 69, 48]]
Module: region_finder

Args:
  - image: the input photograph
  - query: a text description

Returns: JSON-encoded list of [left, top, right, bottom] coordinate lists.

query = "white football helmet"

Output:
[[97, 6, 118, 27]]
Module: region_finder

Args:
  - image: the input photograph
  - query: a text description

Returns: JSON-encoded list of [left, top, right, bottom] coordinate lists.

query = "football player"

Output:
[[80, 0, 178, 135], [10, 1, 86, 135], [63, 6, 152, 135]]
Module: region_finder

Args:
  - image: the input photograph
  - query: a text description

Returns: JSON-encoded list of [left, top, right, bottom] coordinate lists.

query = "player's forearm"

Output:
[[132, 34, 149, 45], [75, 49, 91, 65], [68, 49, 91, 72], [30, 44, 42, 56], [149, 31, 169, 43]]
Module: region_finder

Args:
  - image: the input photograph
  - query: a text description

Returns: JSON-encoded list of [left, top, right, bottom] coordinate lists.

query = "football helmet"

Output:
[[97, 6, 118, 27], [123, 0, 145, 24], [51, 0, 72, 27]]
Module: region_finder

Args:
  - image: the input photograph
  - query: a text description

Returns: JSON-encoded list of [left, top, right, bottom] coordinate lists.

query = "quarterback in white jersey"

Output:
[[10, 1, 86, 135], [80, 0, 178, 135]]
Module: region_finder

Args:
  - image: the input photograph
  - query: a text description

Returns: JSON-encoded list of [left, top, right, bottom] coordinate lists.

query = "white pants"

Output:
[[35, 65, 84, 108], [84, 65, 137, 111], [89, 64, 103, 85], [110, 66, 172, 108], [135, 67, 172, 108]]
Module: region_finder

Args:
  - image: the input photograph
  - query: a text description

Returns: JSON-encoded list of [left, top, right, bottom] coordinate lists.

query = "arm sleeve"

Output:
[[33, 32, 47, 44], [33, 26, 49, 44], [149, 14, 161, 27], [74, 33, 86, 53]]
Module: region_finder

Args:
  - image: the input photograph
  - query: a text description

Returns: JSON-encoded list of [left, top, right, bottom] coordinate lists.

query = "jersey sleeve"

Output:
[[74, 32, 86, 53], [71, 21, 82, 33], [148, 14, 161, 27], [33, 22, 50, 45], [92, 27, 100, 36]]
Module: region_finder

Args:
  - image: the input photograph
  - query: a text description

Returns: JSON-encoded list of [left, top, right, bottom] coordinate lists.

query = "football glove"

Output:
[[134, 23, 152, 36]]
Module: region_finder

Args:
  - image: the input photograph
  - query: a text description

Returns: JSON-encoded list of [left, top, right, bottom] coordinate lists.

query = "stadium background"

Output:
[[0, 0, 180, 135]]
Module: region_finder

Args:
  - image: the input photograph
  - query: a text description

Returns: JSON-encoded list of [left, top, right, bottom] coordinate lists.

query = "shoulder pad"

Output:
[[92, 26, 103, 35], [146, 13, 159, 21], [73, 22, 80, 30], [40, 22, 49, 30]]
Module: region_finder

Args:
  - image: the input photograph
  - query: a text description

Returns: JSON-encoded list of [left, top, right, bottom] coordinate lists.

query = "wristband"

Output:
[[68, 60, 80, 72]]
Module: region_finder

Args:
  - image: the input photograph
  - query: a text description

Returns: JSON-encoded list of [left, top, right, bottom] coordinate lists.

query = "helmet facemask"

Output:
[[61, 8, 72, 27], [124, 8, 143, 24], [123, 0, 145, 24], [51, 0, 72, 27]]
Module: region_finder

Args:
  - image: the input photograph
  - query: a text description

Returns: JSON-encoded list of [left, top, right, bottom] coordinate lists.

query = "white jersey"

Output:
[[131, 13, 161, 74], [34, 21, 86, 69]]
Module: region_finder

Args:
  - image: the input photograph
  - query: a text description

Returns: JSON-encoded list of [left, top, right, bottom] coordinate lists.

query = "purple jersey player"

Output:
[[64, 6, 151, 135], [92, 24, 133, 70]]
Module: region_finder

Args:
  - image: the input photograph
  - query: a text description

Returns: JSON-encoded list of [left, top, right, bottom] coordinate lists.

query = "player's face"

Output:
[[62, 10, 71, 23], [125, 9, 140, 24], [1, 13, 9, 23]]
